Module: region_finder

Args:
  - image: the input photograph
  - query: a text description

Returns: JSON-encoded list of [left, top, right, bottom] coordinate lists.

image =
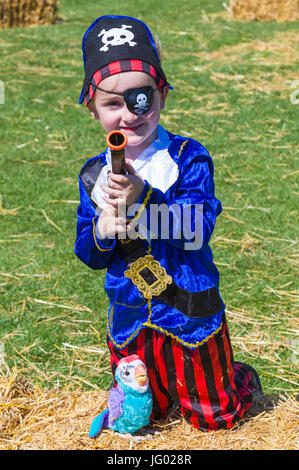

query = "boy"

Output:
[[75, 15, 262, 431]]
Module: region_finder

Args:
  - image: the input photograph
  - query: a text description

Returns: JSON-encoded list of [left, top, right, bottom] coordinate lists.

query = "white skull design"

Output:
[[134, 93, 148, 114], [98, 25, 137, 52]]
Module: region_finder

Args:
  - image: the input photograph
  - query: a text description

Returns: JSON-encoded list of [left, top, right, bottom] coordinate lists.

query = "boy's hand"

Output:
[[101, 161, 145, 208], [96, 204, 127, 239]]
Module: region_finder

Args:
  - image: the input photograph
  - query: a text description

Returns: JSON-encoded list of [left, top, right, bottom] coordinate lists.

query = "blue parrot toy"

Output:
[[89, 354, 153, 437]]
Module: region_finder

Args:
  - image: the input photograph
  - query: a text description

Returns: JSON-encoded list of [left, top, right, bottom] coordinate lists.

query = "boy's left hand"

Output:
[[102, 161, 145, 207]]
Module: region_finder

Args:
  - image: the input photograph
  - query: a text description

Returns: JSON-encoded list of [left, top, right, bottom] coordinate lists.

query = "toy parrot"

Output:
[[89, 354, 153, 437]]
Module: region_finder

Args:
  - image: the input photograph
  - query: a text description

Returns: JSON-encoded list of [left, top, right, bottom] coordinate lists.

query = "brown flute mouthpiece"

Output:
[[106, 130, 131, 243], [106, 130, 128, 151], [106, 130, 128, 175]]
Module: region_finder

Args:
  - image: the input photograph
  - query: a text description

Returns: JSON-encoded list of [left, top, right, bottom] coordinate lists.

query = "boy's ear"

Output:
[[87, 102, 100, 120], [160, 86, 169, 110]]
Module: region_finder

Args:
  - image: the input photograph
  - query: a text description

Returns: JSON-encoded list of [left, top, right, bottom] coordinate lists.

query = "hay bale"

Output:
[[0, 369, 298, 450], [0, 0, 58, 29], [229, 0, 299, 22]]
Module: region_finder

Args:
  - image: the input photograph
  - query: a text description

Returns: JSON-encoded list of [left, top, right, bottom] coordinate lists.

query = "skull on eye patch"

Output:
[[96, 85, 157, 115]]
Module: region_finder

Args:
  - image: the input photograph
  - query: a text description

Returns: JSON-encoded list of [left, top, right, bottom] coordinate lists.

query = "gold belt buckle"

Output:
[[124, 255, 172, 300]]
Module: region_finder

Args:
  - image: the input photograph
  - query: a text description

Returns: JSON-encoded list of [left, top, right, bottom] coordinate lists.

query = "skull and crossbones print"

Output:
[[98, 25, 137, 52], [134, 94, 149, 114]]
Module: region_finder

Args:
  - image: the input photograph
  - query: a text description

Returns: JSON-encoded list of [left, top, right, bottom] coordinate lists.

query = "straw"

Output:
[[0, 368, 298, 450], [0, 0, 58, 29], [228, 0, 299, 22]]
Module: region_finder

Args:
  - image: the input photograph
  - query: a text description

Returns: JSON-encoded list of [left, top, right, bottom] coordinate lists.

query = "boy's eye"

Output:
[[107, 100, 122, 108]]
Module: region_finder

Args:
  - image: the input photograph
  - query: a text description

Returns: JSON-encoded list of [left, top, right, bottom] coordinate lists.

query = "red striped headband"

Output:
[[84, 59, 165, 106]]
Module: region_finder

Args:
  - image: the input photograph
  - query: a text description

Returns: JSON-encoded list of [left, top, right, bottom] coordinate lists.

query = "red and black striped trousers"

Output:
[[107, 315, 260, 431]]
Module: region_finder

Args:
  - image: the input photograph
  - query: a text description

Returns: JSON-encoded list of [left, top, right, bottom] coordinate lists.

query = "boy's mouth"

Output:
[[120, 123, 143, 132]]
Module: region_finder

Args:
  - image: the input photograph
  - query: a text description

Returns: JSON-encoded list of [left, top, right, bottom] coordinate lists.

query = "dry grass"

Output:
[[193, 30, 299, 100], [229, 0, 299, 22], [193, 30, 298, 64], [0, 368, 298, 450], [0, 195, 19, 216]]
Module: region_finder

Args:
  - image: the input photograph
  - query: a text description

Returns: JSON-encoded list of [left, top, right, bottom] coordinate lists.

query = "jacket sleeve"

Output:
[[74, 174, 116, 270], [128, 152, 222, 251]]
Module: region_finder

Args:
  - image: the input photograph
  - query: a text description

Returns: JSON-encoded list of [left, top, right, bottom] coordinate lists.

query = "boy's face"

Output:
[[88, 71, 168, 155]]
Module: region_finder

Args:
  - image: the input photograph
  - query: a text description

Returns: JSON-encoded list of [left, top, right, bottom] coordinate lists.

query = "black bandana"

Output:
[[79, 15, 172, 104]]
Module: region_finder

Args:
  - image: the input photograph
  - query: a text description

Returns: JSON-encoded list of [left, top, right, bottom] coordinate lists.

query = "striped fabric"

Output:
[[84, 59, 165, 106], [107, 315, 260, 431]]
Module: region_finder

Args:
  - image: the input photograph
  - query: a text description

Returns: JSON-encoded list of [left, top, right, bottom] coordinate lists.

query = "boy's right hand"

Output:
[[96, 204, 127, 239]]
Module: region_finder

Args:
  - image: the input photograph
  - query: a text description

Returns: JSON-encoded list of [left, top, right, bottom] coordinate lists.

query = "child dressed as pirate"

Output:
[[75, 15, 262, 431]]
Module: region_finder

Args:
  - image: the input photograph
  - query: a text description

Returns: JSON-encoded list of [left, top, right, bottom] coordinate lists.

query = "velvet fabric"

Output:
[[75, 127, 225, 349]]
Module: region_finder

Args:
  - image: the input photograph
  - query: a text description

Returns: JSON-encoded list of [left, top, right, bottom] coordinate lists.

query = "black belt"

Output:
[[118, 239, 223, 319]]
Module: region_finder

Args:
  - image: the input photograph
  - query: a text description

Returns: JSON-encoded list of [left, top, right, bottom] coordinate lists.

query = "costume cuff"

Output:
[[92, 216, 116, 251]]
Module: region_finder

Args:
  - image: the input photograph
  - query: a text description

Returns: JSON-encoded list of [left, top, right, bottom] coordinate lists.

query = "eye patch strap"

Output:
[[95, 85, 158, 97], [95, 86, 127, 97]]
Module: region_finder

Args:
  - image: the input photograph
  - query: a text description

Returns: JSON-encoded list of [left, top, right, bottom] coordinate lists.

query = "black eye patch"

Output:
[[96, 85, 157, 115], [123, 86, 155, 115]]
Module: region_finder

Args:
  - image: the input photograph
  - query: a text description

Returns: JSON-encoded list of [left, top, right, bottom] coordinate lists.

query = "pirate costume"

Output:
[[75, 15, 262, 431]]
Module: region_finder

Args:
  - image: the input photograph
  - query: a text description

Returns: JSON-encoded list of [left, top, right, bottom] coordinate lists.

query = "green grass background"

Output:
[[0, 0, 298, 393]]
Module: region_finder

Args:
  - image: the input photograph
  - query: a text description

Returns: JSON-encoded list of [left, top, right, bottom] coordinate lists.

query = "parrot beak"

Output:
[[135, 364, 148, 386]]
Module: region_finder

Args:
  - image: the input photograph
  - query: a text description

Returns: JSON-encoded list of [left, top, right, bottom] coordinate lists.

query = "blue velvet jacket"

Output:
[[75, 127, 225, 350]]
